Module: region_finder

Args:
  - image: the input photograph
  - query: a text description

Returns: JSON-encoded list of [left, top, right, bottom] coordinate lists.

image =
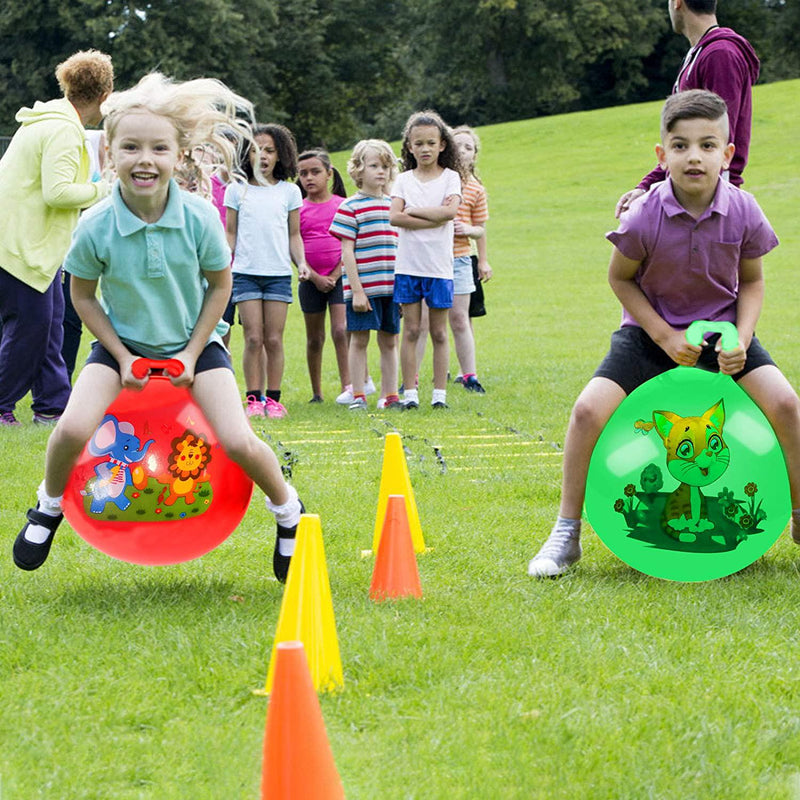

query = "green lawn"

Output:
[[2, 80, 800, 799]]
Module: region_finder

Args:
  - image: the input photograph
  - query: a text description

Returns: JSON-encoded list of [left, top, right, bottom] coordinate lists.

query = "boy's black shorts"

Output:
[[593, 325, 776, 396]]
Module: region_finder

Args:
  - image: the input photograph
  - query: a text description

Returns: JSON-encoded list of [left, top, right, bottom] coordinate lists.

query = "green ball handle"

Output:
[[685, 320, 739, 351]]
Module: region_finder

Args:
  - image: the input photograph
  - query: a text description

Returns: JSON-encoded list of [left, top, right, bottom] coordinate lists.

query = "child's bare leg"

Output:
[[348, 330, 370, 397], [377, 330, 398, 398], [238, 299, 266, 395], [529, 377, 626, 577], [193, 368, 301, 581], [263, 300, 288, 394], [449, 294, 476, 376], [737, 365, 800, 539], [329, 303, 350, 391], [415, 301, 429, 373], [14, 364, 122, 570], [428, 307, 450, 393], [303, 310, 326, 398], [400, 302, 422, 404]]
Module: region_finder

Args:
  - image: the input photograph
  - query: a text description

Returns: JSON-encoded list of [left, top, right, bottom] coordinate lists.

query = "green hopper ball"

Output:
[[585, 321, 790, 581]]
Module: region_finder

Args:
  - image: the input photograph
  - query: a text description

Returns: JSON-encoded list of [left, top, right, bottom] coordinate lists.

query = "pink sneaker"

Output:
[[265, 397, 288, 419], [245, 395, 266, 417]]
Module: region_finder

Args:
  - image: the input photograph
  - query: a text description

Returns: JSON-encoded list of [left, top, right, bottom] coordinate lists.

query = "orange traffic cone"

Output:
[[369, 495, 422, 601], [261, 641, 345, 800]]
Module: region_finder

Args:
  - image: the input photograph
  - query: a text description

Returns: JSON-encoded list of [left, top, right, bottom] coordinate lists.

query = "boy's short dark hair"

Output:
[[684, 0, 717, 14], [661, 90, 729, 141]]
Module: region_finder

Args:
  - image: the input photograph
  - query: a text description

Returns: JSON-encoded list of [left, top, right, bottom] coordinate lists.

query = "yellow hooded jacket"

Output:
[[0, 97, 109, 293]]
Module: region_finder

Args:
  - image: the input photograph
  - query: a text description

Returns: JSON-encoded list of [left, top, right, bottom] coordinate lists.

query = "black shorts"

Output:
[[299, 276, 344, 314], [468, 255, 486, 318], [85, 341, 233, 374], [593, 325, 776, 395]]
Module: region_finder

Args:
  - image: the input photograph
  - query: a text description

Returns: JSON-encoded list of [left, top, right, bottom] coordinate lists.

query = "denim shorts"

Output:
[[299, 276, 344, 314], [86, 341, 233, 374], [453, 256, 476, 295], [232, 273, 292, 304], [393, 274, 454, 309], [346, 296, 401, 334], [593, 325, 775, 395]]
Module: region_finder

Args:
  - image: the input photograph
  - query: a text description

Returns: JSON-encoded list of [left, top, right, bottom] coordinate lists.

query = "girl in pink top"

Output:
[[297, 150, 349, 402]]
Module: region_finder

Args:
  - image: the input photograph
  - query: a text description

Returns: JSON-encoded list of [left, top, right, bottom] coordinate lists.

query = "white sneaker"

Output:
[[527, 525, 582, 577], [336, 385, 354, 405], [365, 377, 377, 396]]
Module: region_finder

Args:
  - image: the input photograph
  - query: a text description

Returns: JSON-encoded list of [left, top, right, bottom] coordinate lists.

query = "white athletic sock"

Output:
[[555, 516, 581, 537], [265, 483, 301, 528], [432, 389, 447, 405], [403, 388, 419, 404], [25, 481, 63, 544]]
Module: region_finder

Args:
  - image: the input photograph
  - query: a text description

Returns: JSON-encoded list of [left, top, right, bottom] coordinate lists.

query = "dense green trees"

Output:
[[0, 0, 796, 148]]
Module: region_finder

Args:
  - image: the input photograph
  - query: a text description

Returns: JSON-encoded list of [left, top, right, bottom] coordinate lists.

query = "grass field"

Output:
[[2, 80, 800, 799]]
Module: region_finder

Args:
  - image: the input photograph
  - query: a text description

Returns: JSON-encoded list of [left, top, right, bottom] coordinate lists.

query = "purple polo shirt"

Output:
[[607, 179, 778, 330]]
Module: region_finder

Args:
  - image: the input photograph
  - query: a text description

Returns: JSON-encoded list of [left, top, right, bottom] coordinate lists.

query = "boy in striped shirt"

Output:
[[329, 140, 400, 410]]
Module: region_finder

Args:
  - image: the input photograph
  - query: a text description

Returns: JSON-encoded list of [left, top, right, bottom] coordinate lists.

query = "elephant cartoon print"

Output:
[[86, 415, 155, 514]]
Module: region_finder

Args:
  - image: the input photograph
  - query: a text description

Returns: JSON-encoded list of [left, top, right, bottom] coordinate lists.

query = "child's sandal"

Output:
[[13, 507, 63, 571]]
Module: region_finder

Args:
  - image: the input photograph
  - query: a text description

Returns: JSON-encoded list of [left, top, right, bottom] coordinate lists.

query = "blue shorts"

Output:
[[299, 276, 344, 313], [393, 274, 454, 309], [453, 256, 476, 295], [232, 273, 293, 304], [346, 296, 401, 334], [85, 341, 233, 374]]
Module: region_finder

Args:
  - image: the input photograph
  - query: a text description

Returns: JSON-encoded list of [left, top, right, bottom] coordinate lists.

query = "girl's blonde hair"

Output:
[[347, 139, 398, 189], [102, 72, 256, 183], [56, 50, 114, 105]]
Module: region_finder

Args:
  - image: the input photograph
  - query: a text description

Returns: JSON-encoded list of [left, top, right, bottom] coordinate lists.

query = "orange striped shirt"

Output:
[[453, 177, 488, 258]]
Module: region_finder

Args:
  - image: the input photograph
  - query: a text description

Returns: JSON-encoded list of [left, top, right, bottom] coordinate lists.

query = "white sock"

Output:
[[404, 388, 419, 404], [555, 516, 581, 537], [25, 481, 63, 544], [265, 483, 301, 528], [432, 389, 447, 405]]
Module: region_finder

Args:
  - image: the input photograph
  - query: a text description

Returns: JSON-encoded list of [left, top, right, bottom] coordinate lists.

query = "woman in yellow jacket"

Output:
[[0, 50, 113, 426]]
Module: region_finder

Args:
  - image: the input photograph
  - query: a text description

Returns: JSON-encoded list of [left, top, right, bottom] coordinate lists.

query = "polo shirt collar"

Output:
[[112, 179, 186, 236], [662, 176, 731, 219]]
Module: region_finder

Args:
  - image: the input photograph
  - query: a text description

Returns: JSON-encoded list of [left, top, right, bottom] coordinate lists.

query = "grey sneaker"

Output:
[[527, 525, 582, 577]]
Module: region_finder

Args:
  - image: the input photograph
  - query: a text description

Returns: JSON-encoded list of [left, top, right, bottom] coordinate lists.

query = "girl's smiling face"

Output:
[[109, 109, 181, 216]]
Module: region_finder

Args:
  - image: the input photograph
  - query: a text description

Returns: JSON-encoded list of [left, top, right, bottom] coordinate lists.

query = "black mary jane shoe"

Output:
[[13, 506, 63, 571], [273, 500, 305, 583]]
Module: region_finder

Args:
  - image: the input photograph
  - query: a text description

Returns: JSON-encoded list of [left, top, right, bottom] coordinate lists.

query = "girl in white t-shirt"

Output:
[[225, 123, 310, 419], [390, 110, 462, 409]]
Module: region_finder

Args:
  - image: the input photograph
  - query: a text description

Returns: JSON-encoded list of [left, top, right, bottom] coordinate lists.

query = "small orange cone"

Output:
[[261, 641, 345, 800], [373, 432, 425, 554], [369, 495, 422, 601]]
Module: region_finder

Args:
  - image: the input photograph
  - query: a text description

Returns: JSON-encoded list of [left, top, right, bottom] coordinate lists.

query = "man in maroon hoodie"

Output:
[[615, 0, 760, 217]]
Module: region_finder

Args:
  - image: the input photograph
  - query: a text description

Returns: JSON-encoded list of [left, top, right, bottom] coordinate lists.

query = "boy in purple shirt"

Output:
[[529, 90, 800, 577], [616, 0, 760, 217]]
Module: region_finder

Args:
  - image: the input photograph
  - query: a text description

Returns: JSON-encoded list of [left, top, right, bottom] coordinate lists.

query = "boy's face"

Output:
[[656, 116, 734, 205], [359, 149, 389, 195]]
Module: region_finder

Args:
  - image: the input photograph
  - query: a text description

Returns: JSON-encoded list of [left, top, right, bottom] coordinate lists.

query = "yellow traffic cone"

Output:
[[372, 432, 425, 554], [257, 514, 343, 695]]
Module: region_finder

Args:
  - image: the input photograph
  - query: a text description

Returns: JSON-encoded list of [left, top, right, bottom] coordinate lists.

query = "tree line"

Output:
[[1, 0, 797, 150]]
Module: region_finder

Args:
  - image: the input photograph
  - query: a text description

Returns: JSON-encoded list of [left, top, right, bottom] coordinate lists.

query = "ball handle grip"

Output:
[[130, 357, 185, 379], [685, 320, 739, 352]]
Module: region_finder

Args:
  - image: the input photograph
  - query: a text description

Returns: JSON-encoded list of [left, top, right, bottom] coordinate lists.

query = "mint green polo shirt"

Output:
[[65, 180, 231, 358]]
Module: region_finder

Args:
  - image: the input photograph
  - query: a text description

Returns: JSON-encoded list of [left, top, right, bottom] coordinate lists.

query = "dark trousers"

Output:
[[0, 266, 72, 415], [61, 273, 83, 382]]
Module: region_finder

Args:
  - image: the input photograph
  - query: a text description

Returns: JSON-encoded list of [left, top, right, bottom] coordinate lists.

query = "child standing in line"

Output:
[[225, 123, 310, 419], [13, 73, 305, 581], [389, 110, 462, 410], [528, 90, 800, 578], [297, 149, 349, 403], [329, 140, 400, 411], [451, 125, 492, 393]]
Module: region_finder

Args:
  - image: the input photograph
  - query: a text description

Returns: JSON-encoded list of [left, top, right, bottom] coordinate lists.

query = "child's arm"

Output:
[[607, 247, 702, 366], [406, 194, 461, 223], [389, 197, 441, 229], [341, 238, 371, 313], [171, 266, 233, 386], [70, 275, 148, 390], [225, 208, 238, 255], [476, 232, 492, 282], [717, 256, 764, 375], [454, 219, 485, 239], [288, 208, 311, 280]]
